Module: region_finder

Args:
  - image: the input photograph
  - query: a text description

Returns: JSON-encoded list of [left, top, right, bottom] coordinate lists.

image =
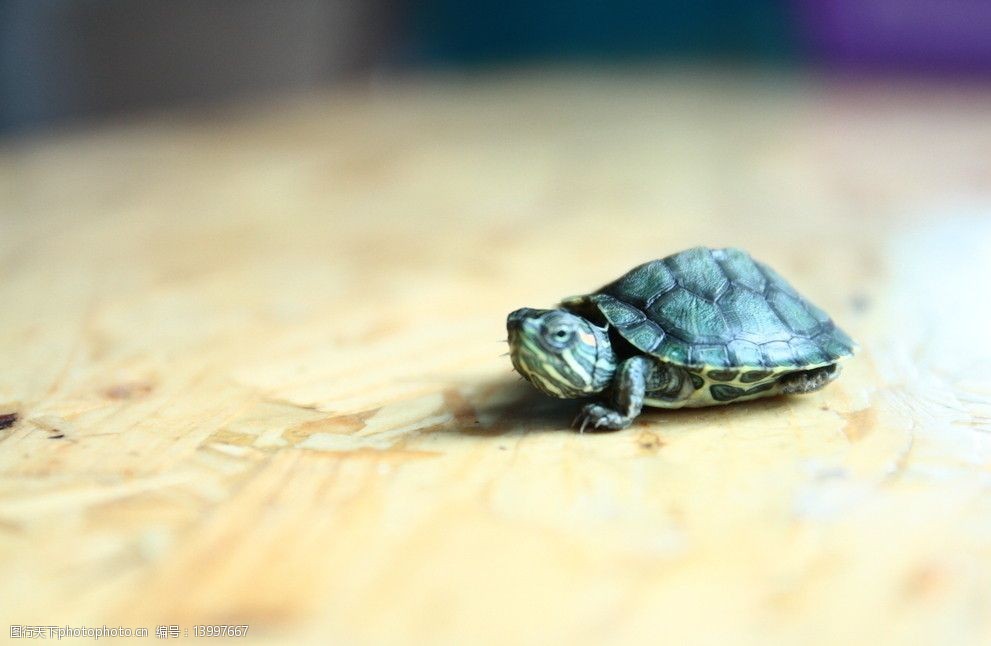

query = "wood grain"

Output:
[[1, 72, 991, 645]]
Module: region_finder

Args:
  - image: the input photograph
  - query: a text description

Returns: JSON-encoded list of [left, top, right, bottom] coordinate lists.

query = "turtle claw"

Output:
[[573, 403, 631, 433], [573, 409, 594, 434]]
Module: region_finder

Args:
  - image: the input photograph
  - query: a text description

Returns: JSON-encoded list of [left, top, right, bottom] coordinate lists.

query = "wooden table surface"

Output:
[[2, 72, 991, 645]]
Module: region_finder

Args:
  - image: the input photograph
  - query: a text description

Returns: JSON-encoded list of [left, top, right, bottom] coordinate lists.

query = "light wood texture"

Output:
[[2, 72, 991, 645]]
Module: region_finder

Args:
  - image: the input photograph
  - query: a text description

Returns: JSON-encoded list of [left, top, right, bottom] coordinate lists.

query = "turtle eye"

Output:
[[543, 323, 574, 346]]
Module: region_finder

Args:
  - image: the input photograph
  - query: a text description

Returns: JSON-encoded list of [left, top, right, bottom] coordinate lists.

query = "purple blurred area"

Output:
[[799, 0, 991, 73]]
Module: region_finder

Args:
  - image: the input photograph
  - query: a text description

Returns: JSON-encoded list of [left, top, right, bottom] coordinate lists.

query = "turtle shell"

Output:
[[562, 247, 856, 370]]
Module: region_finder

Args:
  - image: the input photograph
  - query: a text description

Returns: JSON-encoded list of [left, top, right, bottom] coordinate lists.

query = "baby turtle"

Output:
[[507, 247, 856, 431]]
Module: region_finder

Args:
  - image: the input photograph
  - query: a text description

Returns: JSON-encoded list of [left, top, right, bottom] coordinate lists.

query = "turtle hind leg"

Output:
[[778, 364, 840, 395]]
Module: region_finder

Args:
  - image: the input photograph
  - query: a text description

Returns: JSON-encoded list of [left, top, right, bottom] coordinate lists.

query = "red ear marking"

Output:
[[578, 332, 596, 345]]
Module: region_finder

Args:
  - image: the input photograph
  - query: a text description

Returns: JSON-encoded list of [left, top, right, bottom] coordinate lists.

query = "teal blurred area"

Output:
[[402, 0, 795, 65]]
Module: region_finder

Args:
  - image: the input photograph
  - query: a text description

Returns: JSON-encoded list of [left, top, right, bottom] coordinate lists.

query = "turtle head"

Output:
[[506, 308, 616, 398]]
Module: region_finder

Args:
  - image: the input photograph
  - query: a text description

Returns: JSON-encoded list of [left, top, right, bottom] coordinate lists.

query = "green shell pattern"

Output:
[[563, 247, 856, 370]]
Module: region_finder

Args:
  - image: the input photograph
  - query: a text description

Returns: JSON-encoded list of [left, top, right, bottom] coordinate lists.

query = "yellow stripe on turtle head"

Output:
[[561, 348, 592, 384]]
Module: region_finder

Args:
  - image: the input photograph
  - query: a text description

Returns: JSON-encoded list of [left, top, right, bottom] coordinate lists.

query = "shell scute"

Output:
[[790, 338, 829, 365], [713, 248, 767, 293], [757, 261, 800, 298], [768, 289, 821, 335], [648, 288, 730, 344], [655, 337, 691, 364], [621, 320, 666, 353], [691, 345, 730, 367], [600, 260, 676, 309], [740, 369, 772, 383], [597, 298, 644, 326], [720, 287, 791, 343], [760, 340, 796, 366], [727, 339, 763, 366], [666, 247, 730, 301]]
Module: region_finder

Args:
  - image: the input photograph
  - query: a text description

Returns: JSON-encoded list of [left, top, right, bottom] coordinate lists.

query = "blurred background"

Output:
[[3, 0, 991, 134]]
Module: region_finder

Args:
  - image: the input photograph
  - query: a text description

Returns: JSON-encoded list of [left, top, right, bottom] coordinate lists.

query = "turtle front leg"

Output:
[[574, 356, 653, 432]]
